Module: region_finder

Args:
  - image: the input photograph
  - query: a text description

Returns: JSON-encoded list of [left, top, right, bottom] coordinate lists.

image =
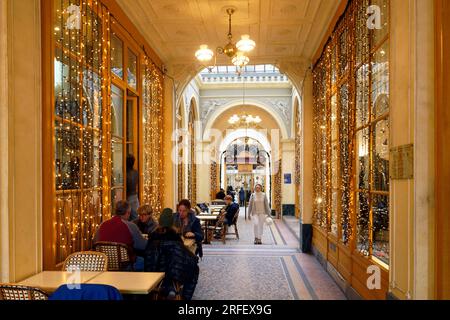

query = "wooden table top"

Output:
[[18, 271, 102, 293], [86, 272, 165, 295]]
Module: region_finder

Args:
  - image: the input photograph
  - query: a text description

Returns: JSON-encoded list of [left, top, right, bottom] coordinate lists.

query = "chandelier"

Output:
[[228, 114, 262, 126], [195, 8, 255, 70]]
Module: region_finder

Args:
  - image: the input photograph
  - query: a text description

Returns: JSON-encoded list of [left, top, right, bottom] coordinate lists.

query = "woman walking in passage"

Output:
[[248, 184, 272, 245]]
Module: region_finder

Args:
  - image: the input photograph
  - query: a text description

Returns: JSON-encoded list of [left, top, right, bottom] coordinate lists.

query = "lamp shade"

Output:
[[236, 34, 256, 52], [195, 45, 214, 62], [232, 52, 250, 67]]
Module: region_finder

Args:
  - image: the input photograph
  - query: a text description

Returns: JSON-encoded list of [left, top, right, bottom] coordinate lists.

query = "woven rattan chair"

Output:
[[207, 212, 226, 244], [0, 284, 48, 300], [93, 241, 134, 271], [62, 251, 108, 272], [225, 208, 240, 240]]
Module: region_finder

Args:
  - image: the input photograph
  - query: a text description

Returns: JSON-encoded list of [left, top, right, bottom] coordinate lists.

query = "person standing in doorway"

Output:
[[248, 184, 271, 245], [126, 154, 139, 221]]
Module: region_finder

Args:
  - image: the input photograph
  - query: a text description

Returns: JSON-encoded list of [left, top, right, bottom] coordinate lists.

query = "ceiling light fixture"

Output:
[[195, 8, 255, 72]]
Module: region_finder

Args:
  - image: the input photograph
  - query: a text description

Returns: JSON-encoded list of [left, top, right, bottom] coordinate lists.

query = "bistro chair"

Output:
[[93, 242, 134, 271], [224, 209, 240, 240], [62, 251, 108, 272], [0, 284, 48, 300], [207, 212, 227, 244]]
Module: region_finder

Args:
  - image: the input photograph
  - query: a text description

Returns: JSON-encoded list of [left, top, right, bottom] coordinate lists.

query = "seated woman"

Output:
[[173, 199, 204, 258], [144, 208, 199, 300], [133, 204, 158, 235]]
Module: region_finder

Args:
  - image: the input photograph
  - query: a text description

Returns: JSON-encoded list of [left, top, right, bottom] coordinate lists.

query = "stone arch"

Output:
[[202, 99, 289, 141]]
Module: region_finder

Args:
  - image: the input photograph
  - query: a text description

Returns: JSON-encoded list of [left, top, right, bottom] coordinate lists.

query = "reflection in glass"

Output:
[[82, 70, 102, 128], [331, 45, 337, 86], [356, 65, 369, 127], [111, 85, 124, 138], [357, 191, 370, 256], [371, 0, 389, 47], [127, 49, 137, 90], [55, 121, 81, 190], [371, 42, 390, 118], [356, 128, 370, 190], [127, 99, 134, 142], [338, 29, 348, 75], [331, 95, 338, 141], [111, 188, 124, 213], [54, 50, 81, 122], [111, 33, 123, 79], [82, 130, 101, 188], [111, 140, 123, 187], [373, 119, 389, 191], [372, 194, 389, 264]]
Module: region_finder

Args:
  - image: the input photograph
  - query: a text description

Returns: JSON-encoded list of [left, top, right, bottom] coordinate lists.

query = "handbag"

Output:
[[265, 216, 274, 226]]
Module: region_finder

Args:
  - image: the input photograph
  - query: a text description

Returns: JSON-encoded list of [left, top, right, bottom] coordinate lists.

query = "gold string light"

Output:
[[311, 0, 390, 264], [52, 1, 165, 262]]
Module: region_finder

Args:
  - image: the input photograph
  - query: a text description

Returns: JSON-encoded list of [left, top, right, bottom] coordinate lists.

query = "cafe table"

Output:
[[18, 271, 102, 293], [86, 272, 165, 295], [197, 215, 219, 244]]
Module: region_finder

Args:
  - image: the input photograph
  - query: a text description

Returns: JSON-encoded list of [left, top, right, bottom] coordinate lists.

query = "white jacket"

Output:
[[248, 192, 271, 217]]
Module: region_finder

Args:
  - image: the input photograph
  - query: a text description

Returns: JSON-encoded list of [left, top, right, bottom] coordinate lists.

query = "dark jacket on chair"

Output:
[[144, 227, 199, 300]]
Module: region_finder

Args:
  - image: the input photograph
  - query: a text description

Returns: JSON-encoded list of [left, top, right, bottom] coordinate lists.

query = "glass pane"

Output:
[[111, 140, 124, 187], [54, 48, 81, 122], [357, 191, 370, 256], [55, 121, 81, 190], [372, 194, 389, 264], [331, 190, 338, 236], [331, 44, 337, 86], [111, 85, 124, 138], [126, 99, 134, 142], [331, 94, 338, 141], [111, 188, 124, 212], [371, 42, 390, 118], [82, 70, 102, 128], [356, 65, 370, 127], [127, 49, 137, 89], [127, 144, 134, 158], [339, 84, 351, 244], [371, 0, 389, 47], [331, 142, 338, 188], [111, 33, 123, 79], [53, 0, 81, 53], [82, 129, 101, 188], [355, 0, 370, 66], [356, 128, 370, 190], [372, 119, 390, 191], [338, 28, 348, 75]]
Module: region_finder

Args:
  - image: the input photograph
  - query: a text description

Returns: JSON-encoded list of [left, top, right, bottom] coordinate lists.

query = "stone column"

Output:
[[300, 72, 314, 252]]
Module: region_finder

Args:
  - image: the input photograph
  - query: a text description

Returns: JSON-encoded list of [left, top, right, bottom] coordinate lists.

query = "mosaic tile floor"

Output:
[[193, 208, 346, 300]]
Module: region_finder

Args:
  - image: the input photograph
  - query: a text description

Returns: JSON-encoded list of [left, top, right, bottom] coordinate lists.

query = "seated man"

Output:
[[223, 195, 240, 226], [144, 208, 199, 300], [93, 200, 147, 271], [133, 204, 158, 235], [214, 195, 239, 238]]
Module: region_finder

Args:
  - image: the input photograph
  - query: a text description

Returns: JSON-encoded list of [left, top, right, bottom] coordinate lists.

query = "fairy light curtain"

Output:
[[53, 0, 106, 263], [142, 57, 164, 218], [312, 0, 390, 265], [51, 0, 165, 264]]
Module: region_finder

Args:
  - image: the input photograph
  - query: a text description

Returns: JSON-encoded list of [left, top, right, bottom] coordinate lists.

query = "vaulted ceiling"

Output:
[[116, 0, 342, 66]]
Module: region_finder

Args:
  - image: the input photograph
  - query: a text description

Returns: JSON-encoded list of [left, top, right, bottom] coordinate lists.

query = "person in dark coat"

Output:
[[239, 187, 245, 206], [215, 188, 226, 200], [144, 208, 199, 300], [173, 199, 204, 258]]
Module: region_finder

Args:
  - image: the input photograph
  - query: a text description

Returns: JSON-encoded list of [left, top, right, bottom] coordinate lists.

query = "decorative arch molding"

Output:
[[219, 129, 273, 154], [202, 99, 290, 141]]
